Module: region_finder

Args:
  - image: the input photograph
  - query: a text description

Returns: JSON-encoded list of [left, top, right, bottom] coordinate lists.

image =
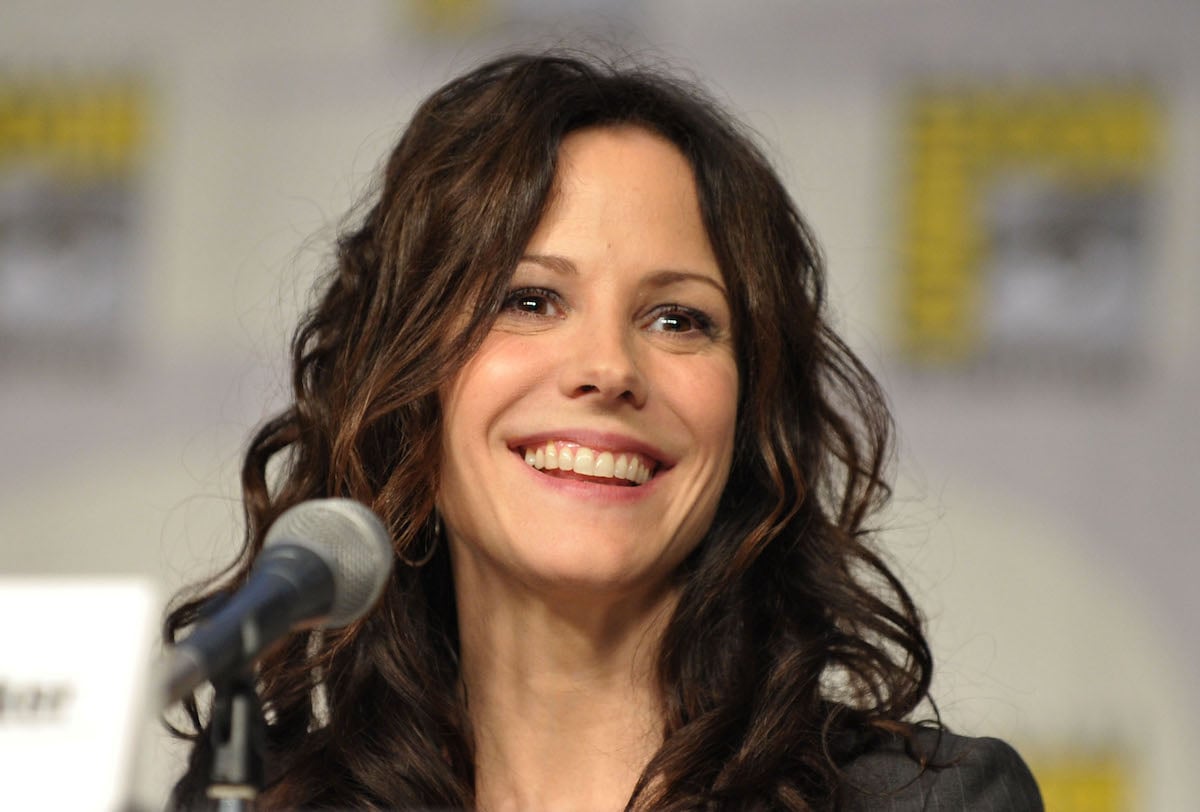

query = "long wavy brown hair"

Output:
[[165, 51, 935, 810]]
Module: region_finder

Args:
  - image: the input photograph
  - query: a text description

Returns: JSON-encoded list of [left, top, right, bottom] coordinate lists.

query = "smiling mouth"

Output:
[[520, 441, 659, 486]]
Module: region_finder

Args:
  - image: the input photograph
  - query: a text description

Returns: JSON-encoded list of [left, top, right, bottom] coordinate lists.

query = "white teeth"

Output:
[[572, 447, 594, 475], [521, 442, 656, 484], [594, 451, 614, 478]]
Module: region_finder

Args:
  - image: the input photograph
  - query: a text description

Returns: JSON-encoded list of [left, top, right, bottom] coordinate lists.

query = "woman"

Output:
[[167, 52, 1042, 810]]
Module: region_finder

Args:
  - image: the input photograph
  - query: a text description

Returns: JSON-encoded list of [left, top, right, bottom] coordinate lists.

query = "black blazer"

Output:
[[838, 728, 1043, 810]]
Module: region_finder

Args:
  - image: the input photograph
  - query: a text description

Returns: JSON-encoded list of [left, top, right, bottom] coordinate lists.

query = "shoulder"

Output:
[[837, 727, 1044, 811]]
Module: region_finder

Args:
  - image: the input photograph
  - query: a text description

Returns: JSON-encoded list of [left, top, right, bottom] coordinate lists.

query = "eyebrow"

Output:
[[519, 254, 578, 276], [518, 254, 729, 299]]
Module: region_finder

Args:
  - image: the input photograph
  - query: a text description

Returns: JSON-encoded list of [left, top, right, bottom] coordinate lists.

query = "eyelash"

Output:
[[502, 287, 718, 338], [501, 287, 563, 317], [646, 304, 717, 337]]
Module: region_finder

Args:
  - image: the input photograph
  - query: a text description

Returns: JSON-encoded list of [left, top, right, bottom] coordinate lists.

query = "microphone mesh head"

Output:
[[264, 499, 393, 627]]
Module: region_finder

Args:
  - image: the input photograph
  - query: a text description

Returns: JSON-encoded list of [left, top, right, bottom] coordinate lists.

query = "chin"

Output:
[[525, 546, 667, 596]]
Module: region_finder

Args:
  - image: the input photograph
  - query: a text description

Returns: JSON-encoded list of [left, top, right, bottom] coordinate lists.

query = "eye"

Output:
[[501, 287, 564, 318], [646, 305, 717, 337]]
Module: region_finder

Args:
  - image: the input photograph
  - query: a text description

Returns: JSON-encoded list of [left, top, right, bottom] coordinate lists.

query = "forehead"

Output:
[[532, 126, 722, 284], [556, 124, 690, 173], [553, 125, 698, 208]]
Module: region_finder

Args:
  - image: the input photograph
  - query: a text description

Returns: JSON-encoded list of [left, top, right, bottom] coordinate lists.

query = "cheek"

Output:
[[668, 360, 739, 562], [442, 335, 544, 425], [678, 357, 739, 451], [446, 342, 506, 403]]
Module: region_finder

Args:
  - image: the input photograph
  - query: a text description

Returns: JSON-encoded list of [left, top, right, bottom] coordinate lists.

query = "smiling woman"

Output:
[[440, 127, 738, 608], [165, 52, 1042, 810]]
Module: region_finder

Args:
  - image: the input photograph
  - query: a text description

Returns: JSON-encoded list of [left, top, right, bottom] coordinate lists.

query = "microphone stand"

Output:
[[206, 668, 266, 811]]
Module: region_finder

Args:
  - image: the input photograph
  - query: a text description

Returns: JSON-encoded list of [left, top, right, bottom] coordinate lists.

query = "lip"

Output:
[[512, 451, 667, 502], [506, 429, 676, 469], [506, 429, 675, 500]]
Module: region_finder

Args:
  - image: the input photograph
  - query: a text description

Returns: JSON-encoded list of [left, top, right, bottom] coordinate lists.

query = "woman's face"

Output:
[[438, 126, 739, 602]]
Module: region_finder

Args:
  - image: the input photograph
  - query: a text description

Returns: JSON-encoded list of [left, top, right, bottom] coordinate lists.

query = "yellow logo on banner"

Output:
[[1031, 750, 1130, 812], [899, 85, 1159, 365], [0, 79, 145, 178], [401, 0, 492, 34]]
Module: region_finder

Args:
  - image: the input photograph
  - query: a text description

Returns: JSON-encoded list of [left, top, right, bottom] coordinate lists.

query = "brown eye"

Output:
[[513, 295, 545, 313], [655, 313, 695, 332], [502, 287, 563, 318], [646, 305, 716, 337]]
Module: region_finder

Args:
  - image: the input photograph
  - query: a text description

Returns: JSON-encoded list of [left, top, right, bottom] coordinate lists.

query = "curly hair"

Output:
[[165, 51, 935, 810]]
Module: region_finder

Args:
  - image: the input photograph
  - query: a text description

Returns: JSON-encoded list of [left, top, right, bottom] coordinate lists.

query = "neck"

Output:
[[455, 576, 676, 812]]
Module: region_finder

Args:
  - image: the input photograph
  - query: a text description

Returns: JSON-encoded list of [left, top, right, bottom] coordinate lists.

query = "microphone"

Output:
[[163, 498, 393, 707]]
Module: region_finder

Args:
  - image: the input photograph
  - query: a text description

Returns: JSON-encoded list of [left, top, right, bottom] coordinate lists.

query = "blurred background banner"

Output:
[[0, 76, 147, 369], [0, 2, 1196, 809], [900, 82, 1160, 377]]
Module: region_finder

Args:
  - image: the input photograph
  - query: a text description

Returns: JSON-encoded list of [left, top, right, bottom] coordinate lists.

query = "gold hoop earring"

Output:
[[398, 509, 441, 568]]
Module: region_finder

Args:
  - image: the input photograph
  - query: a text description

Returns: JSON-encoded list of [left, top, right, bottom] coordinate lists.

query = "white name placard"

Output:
[[0, 577, 157, 811]]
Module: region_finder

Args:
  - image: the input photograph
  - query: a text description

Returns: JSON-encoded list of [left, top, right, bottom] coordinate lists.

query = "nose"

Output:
[[558, 320, 648, 408]]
